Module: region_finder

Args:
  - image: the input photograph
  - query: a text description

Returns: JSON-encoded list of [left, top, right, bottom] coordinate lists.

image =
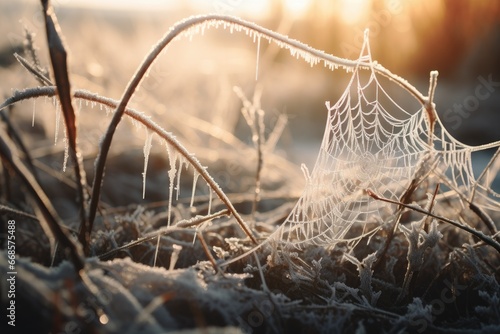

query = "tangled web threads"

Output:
[[273, 33, 500, 250]]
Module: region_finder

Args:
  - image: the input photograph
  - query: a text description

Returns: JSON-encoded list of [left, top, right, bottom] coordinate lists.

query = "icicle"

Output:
[[169, 244, 182, 271], [142, 131, 154, 199], [153, 235, 161, 267], [166, 144, 178, 226], [255, 34, 261, 81], [175, 157, 185, 200], [191, 229, 197, 245], [55, 102, 61, 144], [130, 118, 140, 129], [190, 170, 199, 208], [62, 131, 69, 172], [31, 100, 36, 127], [207, 186, 213, 215]]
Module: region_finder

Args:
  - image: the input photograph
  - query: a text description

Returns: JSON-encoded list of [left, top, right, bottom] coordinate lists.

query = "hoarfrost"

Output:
[[175, 156, 186, 200], [166, 144, 178, 226]]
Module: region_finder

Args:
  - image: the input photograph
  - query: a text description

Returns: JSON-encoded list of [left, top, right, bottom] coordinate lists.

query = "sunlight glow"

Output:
[[283, 0, 312, 16], [338, 0, 371, 24]]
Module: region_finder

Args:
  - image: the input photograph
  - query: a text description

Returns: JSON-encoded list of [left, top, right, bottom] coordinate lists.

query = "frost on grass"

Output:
[[176, 15, 360, 73]]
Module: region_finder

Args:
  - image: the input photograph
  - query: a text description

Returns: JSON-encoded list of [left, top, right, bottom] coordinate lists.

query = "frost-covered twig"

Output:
[[366, 189, 500, 254], [398, 218, 442, 302], [14, 53, 52, 86], [98, 210, 228, 261], [343, 252, 381, 306], [176, 209, 230, 228], [233, 86, 265, 219], [471, 147, 500, 201], [424, 70, 439, 144]]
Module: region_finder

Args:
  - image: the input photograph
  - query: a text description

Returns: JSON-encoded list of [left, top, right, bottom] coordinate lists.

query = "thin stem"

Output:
[[98, 207, 229, 260], [98, 226, 182, 261], [197, 230, 221, 273], [0, 124, 85, 270], [14, 53, 52, 86], [425, 71, 439, 145], [471, 147, 500, 201], [176, 209, 230, 228], [366, 189, 500, 254], [427, 71, 439, 105], [0, 204, 39, 221], [0, 108, 40, 181]]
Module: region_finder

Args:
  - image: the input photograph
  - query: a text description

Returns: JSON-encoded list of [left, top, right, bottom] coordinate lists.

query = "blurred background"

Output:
[[0, 0, 499, 193]]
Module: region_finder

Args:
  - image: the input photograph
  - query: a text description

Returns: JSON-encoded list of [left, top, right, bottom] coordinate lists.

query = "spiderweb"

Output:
[[273, 33, 500, 250]]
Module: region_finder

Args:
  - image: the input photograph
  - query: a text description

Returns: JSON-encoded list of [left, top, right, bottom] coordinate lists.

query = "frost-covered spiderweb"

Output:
[[273, 33, 500, 250]]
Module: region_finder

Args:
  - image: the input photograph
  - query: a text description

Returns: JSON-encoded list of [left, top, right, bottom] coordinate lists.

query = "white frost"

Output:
[[190, 171, 200, 208], [175, 157, 186, 201], [166, 144, 178, 226], [255, 34, 261, 81]]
